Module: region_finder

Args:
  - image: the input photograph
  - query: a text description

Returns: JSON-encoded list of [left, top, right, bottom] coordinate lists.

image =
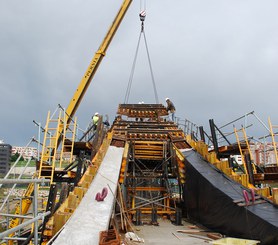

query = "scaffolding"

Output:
[[0, 178, 51, 245]]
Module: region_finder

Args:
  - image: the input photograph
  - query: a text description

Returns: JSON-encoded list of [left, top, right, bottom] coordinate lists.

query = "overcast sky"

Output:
[[1, 0, 278, 146]]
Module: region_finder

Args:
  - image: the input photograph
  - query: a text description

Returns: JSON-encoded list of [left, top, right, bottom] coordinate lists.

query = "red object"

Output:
[[243, 190, 250, 205], [250, 188, 255, 204], [95, 187, 108, 201]]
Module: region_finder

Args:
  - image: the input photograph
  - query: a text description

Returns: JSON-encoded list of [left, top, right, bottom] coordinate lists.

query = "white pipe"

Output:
[[0, 158, 33, 211], [0, 179, 50, 184]]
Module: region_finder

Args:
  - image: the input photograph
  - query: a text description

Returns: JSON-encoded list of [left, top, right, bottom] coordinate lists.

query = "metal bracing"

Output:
[[0, 137, 47, 245], [233, 126, 257, 174], [0, 137, 35, 189], [0, 157, 33, 211], [0, 211, 51, 242], [0, 178, 50, 245], [125, 140, 178, 219], [127, 195, 175, 213]]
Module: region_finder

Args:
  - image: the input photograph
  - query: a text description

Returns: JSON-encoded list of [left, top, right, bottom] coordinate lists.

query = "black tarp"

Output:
[[182, 149, 278, 245]]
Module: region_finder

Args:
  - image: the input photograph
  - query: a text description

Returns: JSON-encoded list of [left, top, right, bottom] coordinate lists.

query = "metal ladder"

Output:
[[59, 113, 77, 168], [38, 110, 63, 183], [31, 109, 65, 243], [234, 126, 257, 174]]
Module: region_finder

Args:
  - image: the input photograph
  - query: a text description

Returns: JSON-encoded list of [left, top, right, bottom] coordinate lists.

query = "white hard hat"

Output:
[[94, 112, 99, 116], [165, 98, 170, 101]]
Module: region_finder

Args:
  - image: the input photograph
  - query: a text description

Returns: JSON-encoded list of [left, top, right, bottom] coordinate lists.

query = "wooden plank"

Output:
[[236, 200, 266, 206], [233, 195, 261, 203], [273, 188, 278, 205]]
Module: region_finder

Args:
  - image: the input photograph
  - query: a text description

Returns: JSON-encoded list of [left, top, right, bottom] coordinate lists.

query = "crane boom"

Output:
[[66, 0, 132, 124], [44, 0, 132, 159]]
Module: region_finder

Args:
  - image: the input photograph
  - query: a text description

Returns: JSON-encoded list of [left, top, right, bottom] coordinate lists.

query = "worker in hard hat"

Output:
[[92, 112, 99, 130], [165, 98, 176, 121]]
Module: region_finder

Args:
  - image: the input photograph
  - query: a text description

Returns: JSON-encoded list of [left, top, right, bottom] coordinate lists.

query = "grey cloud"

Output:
[[1, 0, 278, 145]]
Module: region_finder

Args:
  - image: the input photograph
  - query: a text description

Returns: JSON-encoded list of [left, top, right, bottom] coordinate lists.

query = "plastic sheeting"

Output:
[[182, 149, 278, 245]]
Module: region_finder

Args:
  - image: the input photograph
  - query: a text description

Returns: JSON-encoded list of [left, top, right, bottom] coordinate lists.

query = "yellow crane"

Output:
[[5, 0, 133, 243], [46, 0, 133, 161]]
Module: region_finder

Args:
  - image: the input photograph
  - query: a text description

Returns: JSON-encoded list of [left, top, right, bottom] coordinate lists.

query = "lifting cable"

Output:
[[124, 1, 159, 104]]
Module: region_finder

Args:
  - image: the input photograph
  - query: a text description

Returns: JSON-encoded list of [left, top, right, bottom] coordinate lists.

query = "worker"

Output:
[[165, 98, 176, 121], [92, 112, 99, 130], [103, 114, 110, 127]]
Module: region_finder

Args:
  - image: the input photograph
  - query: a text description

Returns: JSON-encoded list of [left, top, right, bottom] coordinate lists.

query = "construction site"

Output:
[[1, 0, 278, 245]]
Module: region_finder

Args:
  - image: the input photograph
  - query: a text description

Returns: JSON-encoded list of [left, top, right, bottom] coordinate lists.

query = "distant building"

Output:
[[232, 143, 277, 166], [0, 143, 12, 175], [12, 146, 38, 160], [251, 142, 276, 166]]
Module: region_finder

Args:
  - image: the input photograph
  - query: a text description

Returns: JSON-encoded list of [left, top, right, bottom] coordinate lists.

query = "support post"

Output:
[[174, 207, 182, 226], [151, 207, 158, 225], [135, 209, 142, 226], [199, 126, 205, 142], [209, 119, 219, 158], [244, 153, 254, 185]]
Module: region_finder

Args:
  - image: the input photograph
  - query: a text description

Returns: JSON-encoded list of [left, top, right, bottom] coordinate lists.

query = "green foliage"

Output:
[[15, 160, 36, 167], [10, 158, 36, 167], [10, 152, 24, 162]]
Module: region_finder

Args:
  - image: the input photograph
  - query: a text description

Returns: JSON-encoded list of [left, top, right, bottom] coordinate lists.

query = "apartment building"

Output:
[[0, 143, 11, 175]]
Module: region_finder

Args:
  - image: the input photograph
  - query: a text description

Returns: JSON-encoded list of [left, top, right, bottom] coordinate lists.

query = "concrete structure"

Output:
[[52, 146, 124, 245], [0, 143, 12, 175]]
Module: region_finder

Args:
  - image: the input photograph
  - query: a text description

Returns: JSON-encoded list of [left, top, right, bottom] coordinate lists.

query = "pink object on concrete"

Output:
[[95, 187, 108, 201]]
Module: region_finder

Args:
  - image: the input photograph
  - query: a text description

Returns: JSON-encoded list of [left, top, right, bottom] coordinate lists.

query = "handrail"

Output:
[[0, 211, 51, 240]]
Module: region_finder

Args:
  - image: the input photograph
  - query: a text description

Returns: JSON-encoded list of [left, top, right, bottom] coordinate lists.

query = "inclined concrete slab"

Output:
[[52, 146, 124, 245]]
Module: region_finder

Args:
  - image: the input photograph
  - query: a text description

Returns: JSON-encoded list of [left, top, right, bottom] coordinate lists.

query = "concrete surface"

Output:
[[52, 146, 124, 245], [134, 218, 212, 245]]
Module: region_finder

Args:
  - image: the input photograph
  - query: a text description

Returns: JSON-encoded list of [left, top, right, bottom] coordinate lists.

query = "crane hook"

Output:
[[139, 10, 146, 21], [139, 10, 146, 32]]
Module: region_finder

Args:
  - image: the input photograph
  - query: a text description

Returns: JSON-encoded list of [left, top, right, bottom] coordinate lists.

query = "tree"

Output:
[[11, 152, 24, 162]]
